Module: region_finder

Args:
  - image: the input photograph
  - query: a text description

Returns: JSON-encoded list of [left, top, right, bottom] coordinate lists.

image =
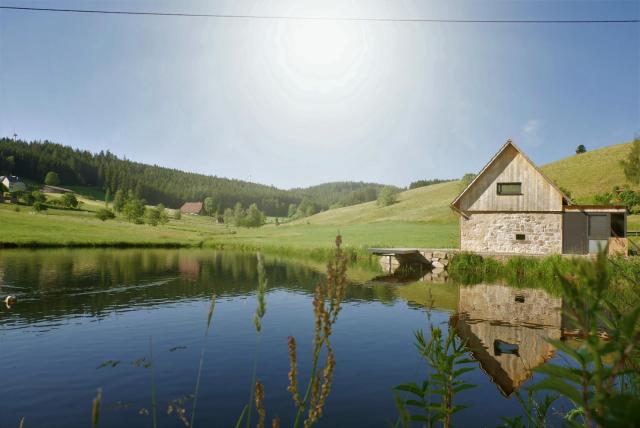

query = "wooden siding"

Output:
[[457, 144, 564, 212]]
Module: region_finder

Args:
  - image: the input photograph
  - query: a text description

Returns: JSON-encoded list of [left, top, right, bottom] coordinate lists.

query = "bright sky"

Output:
[[1, 0, 638, 188]]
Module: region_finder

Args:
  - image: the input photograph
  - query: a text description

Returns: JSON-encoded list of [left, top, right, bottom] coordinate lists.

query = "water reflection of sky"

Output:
[[0, 249, 569, 427]]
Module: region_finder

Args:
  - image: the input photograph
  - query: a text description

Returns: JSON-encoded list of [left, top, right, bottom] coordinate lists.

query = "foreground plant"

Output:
[[394, 302, 476, 428], [287, 235, 347, 428], [236, 252, 270, 428], [524, 251, 640, 427]]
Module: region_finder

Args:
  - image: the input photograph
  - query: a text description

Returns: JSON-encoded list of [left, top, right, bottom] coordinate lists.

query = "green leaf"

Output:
[[410, 414, 428, 422], [528, 378, 582, 405], [453, 367, 475, 377], [453, 384, 477, 393], [234, 405, 248, 428], [534, 364, 582, 384], [546, 339, 584, 363], [394, 383, 424, 397]]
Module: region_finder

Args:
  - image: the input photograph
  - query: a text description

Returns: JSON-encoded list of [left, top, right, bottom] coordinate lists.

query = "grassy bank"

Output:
[[0, 202, 459, 252]]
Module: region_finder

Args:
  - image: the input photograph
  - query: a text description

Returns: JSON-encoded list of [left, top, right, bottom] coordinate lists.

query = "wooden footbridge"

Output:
[[368, 248, 431, 265]]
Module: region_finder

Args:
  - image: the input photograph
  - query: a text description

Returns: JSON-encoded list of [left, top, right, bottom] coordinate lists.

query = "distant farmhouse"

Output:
[[0, 175, 27, 192], [450, 140, 627, 255], [180, 201, 203, 215]]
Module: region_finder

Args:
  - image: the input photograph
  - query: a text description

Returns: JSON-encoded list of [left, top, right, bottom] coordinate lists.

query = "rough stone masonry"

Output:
[[460, 213, 562, 255]]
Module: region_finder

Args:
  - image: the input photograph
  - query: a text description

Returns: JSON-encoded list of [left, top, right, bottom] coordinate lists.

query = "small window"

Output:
[[515, 234, 526, 241], [515, 295, 525, 303], [494, 340, 520, 357], [497, 182, 522, 195]]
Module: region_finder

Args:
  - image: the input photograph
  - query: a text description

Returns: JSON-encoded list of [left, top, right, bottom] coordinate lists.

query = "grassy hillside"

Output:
[[541, 142, 633, 202], [293, 181, 461, 226]]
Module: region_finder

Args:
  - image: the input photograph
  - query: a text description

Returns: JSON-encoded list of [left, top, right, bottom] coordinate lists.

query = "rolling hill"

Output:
[[297, 141, 634, 227], [540, 142, 635, 202]]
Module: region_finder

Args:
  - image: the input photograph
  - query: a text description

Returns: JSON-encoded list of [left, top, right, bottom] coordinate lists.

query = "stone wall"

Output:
[[460, 212, 562, 255]]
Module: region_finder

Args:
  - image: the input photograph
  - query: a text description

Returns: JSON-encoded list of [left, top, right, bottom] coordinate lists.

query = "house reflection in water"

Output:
[[450, 283, 562, 397]]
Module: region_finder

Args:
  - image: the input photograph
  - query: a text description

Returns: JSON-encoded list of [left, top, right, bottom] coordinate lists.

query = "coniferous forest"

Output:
[[0, 138, 395, 215]]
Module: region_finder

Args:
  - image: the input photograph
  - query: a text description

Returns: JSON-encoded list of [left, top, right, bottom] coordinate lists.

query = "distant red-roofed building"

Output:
[[180, 201, 203, 215]]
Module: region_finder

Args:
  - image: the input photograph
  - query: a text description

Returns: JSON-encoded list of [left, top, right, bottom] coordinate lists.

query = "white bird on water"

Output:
[[4, 295, 17, 307]]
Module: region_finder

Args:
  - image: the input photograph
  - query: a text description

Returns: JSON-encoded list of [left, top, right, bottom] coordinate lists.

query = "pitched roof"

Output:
[[2, 175, 22, 183], [450, 139, 572, 215], [180, 201, 203, 214]]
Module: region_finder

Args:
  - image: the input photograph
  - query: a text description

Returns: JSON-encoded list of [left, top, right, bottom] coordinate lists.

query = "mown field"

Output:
[[0, 141, 637, 250]]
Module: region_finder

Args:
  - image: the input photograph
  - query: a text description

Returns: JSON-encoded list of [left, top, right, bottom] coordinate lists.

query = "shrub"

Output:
[[460, 173, 477, 189], [32, 201, 47, 212], [242, 203, 266, 227], [44, 171, 60, 186], [31, 191, 46, 204], [96, 208, 115, 221], [173, 209, 181, 220], [123, 196, 145, 223], [621, 138, 640, 185], [143, 204, 169, 226], [157, 204, 169, 225], [20, 191, 35, 206], [112, 190, 125, 213], [377, 186, 398, 207], [448, 252, 500, 285], [60, 193, 79, 208], [144, 207, 160, 226]]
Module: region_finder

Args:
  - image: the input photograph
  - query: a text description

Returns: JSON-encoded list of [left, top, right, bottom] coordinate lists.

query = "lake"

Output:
[[0, 249, 569, 427]]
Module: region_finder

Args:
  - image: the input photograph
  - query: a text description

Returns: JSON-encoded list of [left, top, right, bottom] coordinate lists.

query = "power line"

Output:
[[0, 5, 638, 24]]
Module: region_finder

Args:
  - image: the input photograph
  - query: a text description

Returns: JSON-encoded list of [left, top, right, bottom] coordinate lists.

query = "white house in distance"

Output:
[[450, 140, 627, 255], [0, 175, 27, 192]]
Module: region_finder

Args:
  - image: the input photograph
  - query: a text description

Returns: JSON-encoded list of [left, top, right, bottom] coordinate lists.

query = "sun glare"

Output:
[[289, 21, 353, 66], [278, 20, 368, 78]]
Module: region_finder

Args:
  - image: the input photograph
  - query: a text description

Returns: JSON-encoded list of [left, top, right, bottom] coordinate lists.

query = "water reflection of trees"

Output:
[[0, 250, 318, 325], [0, 249, 388, 326]]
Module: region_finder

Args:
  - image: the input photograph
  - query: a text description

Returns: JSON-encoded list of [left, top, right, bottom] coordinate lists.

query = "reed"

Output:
[[191, 290, 217, 427], [91, 388, 102, 428], [243, 252, 268, 428]]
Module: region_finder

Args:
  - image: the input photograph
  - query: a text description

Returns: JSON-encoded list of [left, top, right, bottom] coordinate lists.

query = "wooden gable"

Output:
[[451, 140, 569, 213]]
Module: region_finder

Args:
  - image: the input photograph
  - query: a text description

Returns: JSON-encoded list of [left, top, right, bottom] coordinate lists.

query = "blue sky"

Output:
[[1, 0, 638, 188]]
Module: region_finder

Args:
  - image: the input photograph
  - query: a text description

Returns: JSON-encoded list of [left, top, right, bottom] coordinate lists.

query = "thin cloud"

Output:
[[522, 119, 542, 147]]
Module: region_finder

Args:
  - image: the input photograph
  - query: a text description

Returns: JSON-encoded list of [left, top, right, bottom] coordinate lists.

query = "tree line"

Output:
[[0, 138, 401, 216]]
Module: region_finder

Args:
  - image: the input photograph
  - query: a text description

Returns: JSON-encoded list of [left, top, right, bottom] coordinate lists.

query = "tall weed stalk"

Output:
[[190, 290, 217, 427], [287, 235, 347, 428]]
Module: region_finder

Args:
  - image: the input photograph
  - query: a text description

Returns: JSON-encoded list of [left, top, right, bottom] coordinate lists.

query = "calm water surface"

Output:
[[0, 249, 569, 427]]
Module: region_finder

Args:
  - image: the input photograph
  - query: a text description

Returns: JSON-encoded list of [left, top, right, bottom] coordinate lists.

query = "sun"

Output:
[[277, 20, 367, 77]]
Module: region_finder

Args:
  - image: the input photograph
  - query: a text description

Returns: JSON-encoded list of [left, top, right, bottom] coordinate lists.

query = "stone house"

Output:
[[0, 175, 27, 193], [450, 140, 627, 255]]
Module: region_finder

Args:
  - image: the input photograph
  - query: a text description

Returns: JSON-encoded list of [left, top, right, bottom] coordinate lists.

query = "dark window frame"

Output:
[[497, 182, 523, 196]]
